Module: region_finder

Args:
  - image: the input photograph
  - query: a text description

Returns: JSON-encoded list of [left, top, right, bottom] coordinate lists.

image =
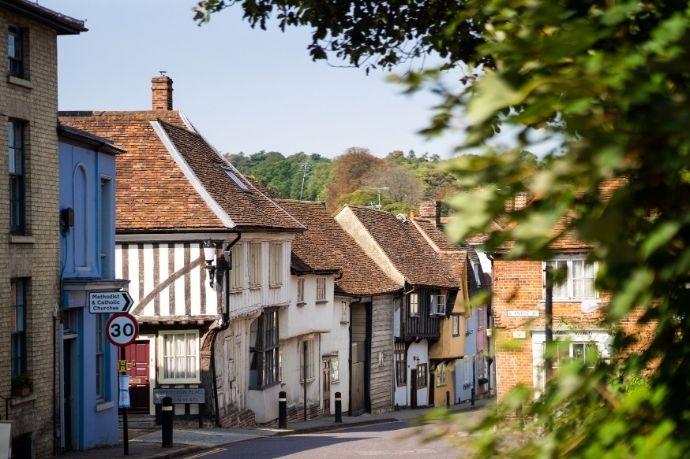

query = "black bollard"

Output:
[[161, 396, 174, 448], [278, 391, 287, 428], [446, 391, 450, 408], [470, 387, 475, 407], [334, 392, 342, 423]]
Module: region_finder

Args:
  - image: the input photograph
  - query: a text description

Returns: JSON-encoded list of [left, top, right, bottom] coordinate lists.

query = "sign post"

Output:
[[89, 291, 133, 314], [106, 312, 138, 456]]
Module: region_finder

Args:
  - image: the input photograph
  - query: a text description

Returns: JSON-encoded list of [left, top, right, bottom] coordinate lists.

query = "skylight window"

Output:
[[221, 166, 249, 191]]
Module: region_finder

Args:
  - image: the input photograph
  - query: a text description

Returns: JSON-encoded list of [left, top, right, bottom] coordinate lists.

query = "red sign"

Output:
[[106, 312, 139, 347]]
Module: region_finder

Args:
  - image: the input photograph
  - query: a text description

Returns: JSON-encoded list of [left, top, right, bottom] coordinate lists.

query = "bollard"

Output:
[[470, 388, 475, 407], [446, 391, 450, 408], [161, 396, 174, 448], [278, 391, 287, 429], [334, 392, 342, 423]]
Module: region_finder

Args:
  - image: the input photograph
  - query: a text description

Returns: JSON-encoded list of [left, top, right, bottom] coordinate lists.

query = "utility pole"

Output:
[[544, 265, 554, 382], [299, 161, 311, 200], [366, 186, 389, 209]]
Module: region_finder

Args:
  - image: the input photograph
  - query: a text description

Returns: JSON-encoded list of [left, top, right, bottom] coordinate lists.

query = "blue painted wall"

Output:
[[59, 138, 119, 450], [455, 309, 478, 402]]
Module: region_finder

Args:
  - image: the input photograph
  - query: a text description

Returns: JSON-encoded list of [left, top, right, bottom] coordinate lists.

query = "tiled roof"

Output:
[[59, 111, 304, 232], [412, 218, 468, 287], [278, 200, 400, 296], [347, 206, 461, 289]]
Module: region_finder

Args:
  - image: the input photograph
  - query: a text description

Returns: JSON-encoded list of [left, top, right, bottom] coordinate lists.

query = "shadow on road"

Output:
[[206, 421, 409, 458]]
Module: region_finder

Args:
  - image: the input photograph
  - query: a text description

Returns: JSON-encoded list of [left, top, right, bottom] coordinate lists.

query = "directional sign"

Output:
[[89, 291, 133, 314], [106, 312, 139, 347]]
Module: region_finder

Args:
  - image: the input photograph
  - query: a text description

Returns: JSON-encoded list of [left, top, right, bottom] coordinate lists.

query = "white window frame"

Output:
[[435, 363, 446, 387], [299, 339, 315, 383], [409, 293, 419, 317], [269, 242, 283, 288], [543, 255, 598, 301], [229, 243, 244, 292], [316, 277, 327, 303], [429, 294, 446, 316], [158, 330, 201, 384], [296, 277, 306, 305], [248, 242, 262, 289]]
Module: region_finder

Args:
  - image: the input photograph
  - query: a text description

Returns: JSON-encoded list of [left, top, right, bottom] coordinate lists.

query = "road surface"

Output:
[[184, 420, 465, 458]]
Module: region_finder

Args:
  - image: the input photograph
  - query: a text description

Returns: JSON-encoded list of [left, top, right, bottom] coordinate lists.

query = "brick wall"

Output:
[[0, 11, 60, 457], [492, 256, 653, 399]]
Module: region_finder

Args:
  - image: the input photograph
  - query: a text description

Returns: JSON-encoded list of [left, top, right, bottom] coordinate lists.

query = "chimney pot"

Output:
[[151, 75, 173, 111]]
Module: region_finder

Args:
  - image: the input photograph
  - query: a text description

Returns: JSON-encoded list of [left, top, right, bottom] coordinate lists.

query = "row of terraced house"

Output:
[[2, 0, 651, 456]]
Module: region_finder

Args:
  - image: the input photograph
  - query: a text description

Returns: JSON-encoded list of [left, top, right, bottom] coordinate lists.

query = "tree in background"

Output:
[[362, 161, 423, 206], [323, 147, 383, 208], [201, 1, 690, 457]]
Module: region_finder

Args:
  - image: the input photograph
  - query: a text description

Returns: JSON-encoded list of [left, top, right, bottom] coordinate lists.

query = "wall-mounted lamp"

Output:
[[203, 240, 231, 288]]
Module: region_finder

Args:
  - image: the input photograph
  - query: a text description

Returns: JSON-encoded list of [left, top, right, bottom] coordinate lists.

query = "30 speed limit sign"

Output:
[[106, 312, 139, 347]]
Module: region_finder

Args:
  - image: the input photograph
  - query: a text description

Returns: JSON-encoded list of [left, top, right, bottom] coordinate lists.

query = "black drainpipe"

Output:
[[210, 232, 241, 427]]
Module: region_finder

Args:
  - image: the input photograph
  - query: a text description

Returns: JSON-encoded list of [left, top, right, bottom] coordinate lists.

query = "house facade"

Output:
[[58, 125, 125, 450], [59, 76, 304, 427], [280, 200, 401, 416], [0, 2, 85, 456], [335, 206, 464, 409]]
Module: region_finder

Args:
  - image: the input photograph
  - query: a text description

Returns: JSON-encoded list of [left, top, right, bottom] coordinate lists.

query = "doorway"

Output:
[[125, 340, 150, 413], [62, 336, 78, 450]]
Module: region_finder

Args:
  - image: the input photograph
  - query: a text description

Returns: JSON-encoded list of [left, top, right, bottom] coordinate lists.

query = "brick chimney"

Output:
[[151, 75, 173, 111], [418, 201, 443, 227]]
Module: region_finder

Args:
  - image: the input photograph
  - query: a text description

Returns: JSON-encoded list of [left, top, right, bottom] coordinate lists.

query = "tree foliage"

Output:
[[203, 0, 690, 457]]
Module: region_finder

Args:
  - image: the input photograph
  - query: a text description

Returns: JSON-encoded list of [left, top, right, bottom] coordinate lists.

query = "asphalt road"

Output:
[[184, 421, 463, 459]]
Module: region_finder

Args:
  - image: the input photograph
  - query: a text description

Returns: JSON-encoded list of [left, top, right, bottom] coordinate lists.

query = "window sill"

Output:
[[9, 234, 34, 244], [10, 393, 35, 407], [269, 284, 283, 289], [7, 75, 32, 89], [315, 300, 328, 305], [249, 286, 262, 291], [95, 401, 114, 412], [296, 302, 306, 307], [229, 288, 243, 294]]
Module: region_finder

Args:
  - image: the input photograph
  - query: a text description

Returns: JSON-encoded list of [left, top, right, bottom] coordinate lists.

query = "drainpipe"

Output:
[[210, 233, 241, 427]]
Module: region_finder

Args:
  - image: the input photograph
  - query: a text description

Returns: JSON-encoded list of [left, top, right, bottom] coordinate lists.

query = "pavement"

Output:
[[56, 398, 493, 459]]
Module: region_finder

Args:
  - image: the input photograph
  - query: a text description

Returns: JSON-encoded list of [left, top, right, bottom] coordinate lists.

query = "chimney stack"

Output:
[[151, 75, 173, 111]]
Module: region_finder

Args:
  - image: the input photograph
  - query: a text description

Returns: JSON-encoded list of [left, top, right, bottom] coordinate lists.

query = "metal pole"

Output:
[[278, 391, 287, 428], [303, 341, 308, 421], [544, 265, 554, 382], [334, 391, 342, 423], [161, 396, 173, 447], [120, 346, 129, 456]]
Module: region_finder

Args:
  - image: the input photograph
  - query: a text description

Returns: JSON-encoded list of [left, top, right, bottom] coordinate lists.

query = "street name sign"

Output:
[[89, 291, 133, 314], [153, 388, 206, 405], [106, 312, 139, 347], [506, 310, 540, 318]]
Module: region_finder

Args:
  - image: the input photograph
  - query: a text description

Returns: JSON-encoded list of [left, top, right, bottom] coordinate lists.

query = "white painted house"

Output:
[[280, 200, 401, 417], [60, 76, 304, 426]]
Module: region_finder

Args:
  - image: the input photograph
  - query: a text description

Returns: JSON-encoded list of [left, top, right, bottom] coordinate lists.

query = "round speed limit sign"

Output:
[[106, 312, 139, 346]]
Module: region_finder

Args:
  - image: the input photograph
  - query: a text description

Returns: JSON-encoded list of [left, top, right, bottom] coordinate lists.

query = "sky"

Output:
[[42, 0, 458, 159]]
